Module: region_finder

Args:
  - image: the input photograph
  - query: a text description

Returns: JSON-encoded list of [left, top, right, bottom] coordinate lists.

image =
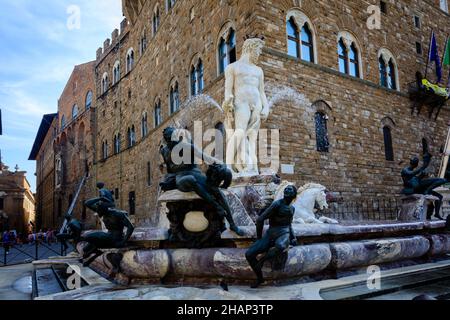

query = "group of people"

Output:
[[1, 229, 59, 254]]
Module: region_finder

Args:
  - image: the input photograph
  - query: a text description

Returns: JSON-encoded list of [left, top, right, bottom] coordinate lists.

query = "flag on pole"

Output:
[[429, 31, 443, 83], [443, 37, 450, 88]]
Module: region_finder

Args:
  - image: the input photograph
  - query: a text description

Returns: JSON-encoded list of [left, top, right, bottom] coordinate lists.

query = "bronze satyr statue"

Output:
[[56, 214, 82, 252], [160, 127, 244, 237], [401, 152, 447, 220], [80, 198, 134, 268], [246, 185, 298, 288], [96, 182, 115, 206]]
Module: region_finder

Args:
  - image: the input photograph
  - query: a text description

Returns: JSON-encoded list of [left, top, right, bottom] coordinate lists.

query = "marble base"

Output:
[[81, 232, 450, 285], [398, 194, 439, 221]]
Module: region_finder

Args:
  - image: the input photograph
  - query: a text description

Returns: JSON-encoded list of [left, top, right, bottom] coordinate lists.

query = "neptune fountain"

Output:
[[33, 37, 450, 300]]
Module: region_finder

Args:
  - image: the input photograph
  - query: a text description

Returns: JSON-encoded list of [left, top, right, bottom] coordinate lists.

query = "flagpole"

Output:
[[424, 30, 434, 79], [439, 122, 450, 178]]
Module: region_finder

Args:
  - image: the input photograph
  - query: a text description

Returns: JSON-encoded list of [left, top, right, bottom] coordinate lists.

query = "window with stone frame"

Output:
[[126, 49, 134, 73], [441, 0, 449, 13], [315, 112, 329, 152], [154, 100, 162, 127], [85, 91, 93, 109], [72, 104, 79, 120], [141, 112, 148, 138], [378, 50, 398, 90], [114, 134, 121, 154], [153, 7, 160, 35], [0, 198, 4, 210], [169, 82, 180, 114], [61, 115, 66, 130], [102, 140, 108, 160], [166, 0, 176, 11], [190, 59, 204, 96], [383, 126, 394, 161], [140, 31, 147, 55], [147, 161, 152, 186], [127, 126, 136, 148], [287, 17, 314, 62], [338, 37, 360, 78], [102, 73, 109, 94], [113, 61, 120, 84], [218, 28, 237, 75], [128, 191, 136, 215]]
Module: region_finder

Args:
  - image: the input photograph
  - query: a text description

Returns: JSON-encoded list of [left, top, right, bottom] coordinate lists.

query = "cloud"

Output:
[[0, 0, 123, 192]]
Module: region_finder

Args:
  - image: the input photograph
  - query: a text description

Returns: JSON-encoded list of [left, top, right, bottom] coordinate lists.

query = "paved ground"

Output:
[[0, 243, 73, 266], [0, 264, 33, 300]]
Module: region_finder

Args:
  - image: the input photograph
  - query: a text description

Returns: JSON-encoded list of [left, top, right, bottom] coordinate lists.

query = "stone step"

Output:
[[320, 266, 450, 300], [33, 268, 65, 298]]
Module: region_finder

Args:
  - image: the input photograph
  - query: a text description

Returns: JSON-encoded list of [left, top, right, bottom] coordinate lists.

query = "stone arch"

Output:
[[381, 116, 396, 128]]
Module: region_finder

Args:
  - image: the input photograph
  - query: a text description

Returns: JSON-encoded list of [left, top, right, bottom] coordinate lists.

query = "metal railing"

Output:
[[324, 198, 401, 222], [0, 239, 72, 267]]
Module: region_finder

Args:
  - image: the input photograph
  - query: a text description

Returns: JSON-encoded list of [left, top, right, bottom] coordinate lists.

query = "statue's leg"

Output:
[[245, 235, 271, 288], [422, 178, 447, 195], [256, 233, 290, 267], [227, 104, 251, 172], [214, 190, 244, 236], [247, 109, 261, 174], [177, 175, 226, 215], [430, 191, 444, 220], [83, 249, 103, 267]]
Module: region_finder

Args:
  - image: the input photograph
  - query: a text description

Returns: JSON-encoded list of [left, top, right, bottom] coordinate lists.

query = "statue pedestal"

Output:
[[398, 194, 439, 221], [157, 190, 225, 248], [436, 187, 450, 218]]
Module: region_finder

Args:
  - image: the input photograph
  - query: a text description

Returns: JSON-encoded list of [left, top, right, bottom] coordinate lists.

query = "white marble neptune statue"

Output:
[[223, 37, 269, 176]]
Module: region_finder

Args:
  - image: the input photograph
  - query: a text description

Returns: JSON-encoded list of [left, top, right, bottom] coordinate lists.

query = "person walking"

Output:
[[2, 231, 10, 255]]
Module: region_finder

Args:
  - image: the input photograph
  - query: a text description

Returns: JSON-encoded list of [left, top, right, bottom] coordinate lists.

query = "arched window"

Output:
[[127, 126, 136, 148], [378, 49, 398, 90], [169, 82, 180, 114], [72, 105, 79, 120], [315, 112, 329, 152], [141, 112, 148, 137], [102, 140, 108, 160], [126, 49, 134, 73], [85, 91, 93, 110], [190, 59, 204, 96], [113, 61, 120, 84], [140, 31, 147, 55], [154, 101, 162, 127], [383, 126, 394, 161], [114, 134, 121, 154], [286, 10, 315, 63], [61, 115, 66, 130], [166, 0, 176, 11], [287, 17, 314, 63], [218, 28, 237, 74], [338, 39, 348, 74], [338, 33, 361, 78], [153, 7, 160, 35], [102, 73, 109, 94]]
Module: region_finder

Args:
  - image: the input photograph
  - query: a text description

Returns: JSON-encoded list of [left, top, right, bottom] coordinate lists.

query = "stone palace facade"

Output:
[[31, 0, 450, 229]]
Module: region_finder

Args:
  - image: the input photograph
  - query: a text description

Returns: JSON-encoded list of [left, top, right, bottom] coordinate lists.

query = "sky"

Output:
[[0, 0, 123, 192]]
